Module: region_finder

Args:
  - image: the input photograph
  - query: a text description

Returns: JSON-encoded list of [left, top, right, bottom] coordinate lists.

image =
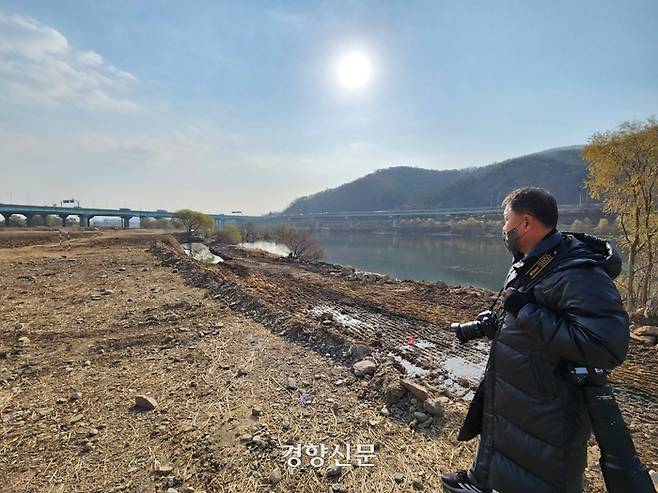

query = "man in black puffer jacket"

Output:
[[441, 187, 630, 493]]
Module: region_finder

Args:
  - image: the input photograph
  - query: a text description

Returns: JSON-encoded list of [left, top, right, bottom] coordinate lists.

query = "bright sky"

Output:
[[0, 1, 656, 214]]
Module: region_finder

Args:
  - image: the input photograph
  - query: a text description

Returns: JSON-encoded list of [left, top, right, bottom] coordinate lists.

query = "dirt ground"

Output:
[[0, 229, 656, 493]]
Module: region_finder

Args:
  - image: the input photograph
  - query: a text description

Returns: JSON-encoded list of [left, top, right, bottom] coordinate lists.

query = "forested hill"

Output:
[[284, 146, 589, 214]]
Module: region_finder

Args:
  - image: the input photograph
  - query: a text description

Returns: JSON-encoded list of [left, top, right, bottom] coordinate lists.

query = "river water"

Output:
[[315, 231, 513, 291]]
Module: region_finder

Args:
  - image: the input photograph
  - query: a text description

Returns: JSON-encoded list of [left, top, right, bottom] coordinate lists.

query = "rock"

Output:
[[401, 379, 429, 400], [393, 472, 405, 484], [14, 322, 24, 331], [634, 325, 658, 336], [629, 331, 657, 345], [435, 280, 448, 288], [349, 344, 371, 360], [286, 377, 298, 390], [270, 467, 282, 485], [384, 380, 406, 404], [352, 359, 377, 378], [16, 336, 30, 347], [88, 428, 99, 437], [80, 441, 93, 453], [413, 411, 429, 422], [155, 464, 174, 474], [239, 434, 253, 443], [331, 483, 347, 493], [423, 398, 444, 417], [326, 465, 342, 478], [380, 407, 390, 417], [251, 406, 262, 417], [165, 489, 178, 493], [69, 391, 82, 401], [412, 478, 424, 490], [134, 395, 158, 410], [56, 397, 67, 405], [236, 367, 249, 377], [282, 418, 290, 430]]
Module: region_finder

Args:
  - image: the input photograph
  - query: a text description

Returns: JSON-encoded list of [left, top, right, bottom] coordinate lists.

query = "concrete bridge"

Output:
[[0, 204, 259, 229], [0, 202, 602, 230]]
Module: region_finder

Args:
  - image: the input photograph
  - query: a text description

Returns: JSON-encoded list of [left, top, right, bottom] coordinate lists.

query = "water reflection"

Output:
[[315, 231, 512, 290]]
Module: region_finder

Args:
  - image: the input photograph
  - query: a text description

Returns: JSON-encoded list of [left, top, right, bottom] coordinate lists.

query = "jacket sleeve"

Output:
[[516, 266, 630, 369]]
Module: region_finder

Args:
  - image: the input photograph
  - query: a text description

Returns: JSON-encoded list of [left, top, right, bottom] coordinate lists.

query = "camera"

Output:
[[451, 310, 499, 343]]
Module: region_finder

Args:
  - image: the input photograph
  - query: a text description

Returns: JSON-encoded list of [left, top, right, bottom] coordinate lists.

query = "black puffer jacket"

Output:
[[460, 230, 630, 493]]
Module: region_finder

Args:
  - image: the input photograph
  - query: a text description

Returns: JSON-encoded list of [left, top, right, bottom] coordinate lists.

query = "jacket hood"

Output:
[[560, 231, 623, 280]]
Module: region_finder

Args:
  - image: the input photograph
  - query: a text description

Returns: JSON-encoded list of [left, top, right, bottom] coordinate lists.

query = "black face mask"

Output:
[[503, 220, 526, 254]]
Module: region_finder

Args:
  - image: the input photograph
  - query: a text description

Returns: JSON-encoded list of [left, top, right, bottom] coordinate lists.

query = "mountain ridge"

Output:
[[284, 146, 589, 214]]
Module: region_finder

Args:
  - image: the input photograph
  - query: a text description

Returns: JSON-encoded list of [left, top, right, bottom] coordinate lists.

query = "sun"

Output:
[[337, 52, 372, 90]]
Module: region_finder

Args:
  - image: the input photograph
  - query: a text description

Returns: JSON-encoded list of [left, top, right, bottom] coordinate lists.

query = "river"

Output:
[[315, 231, 513, 291]]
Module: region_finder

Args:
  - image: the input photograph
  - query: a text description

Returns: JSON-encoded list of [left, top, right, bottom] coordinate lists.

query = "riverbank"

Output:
[[0, 229, 655, 492]]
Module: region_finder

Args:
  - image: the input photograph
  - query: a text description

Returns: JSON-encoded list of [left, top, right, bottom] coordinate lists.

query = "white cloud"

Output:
[[0, 12, 137, 111]]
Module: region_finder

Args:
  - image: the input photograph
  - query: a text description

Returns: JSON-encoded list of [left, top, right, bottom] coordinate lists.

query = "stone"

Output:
[[81, 441, 93, 453], [88, 428, 99, 437], [155, 464, 174, 474], [629, 331, 657, 345], [166, 489, 178, 493], [236, 367, 249, 377], [380, 407, 390, 417], [326, 465, 341, 478], [134, 395, 158, 411], [384, 380, 406, 404], [393, 472, 405, 484], [251, 406, 262, 417], [634, 325, 658, 336], [14, 322, 24, 331], [286, 377, 298, 390], [401, 379, 429, 400], [16, 336, 30, 347], [269, 467, 282, 485], [423, 398, 444, 417], [69, 391, 82, 401], [412, 478, 424, 490], [282, 418, 290, 430], [413, 411, 429, 422], [331, 484, 347, 493], [352, 359, 377, 378], [649, 469, 657, 487], [238, 434, 253, 443]]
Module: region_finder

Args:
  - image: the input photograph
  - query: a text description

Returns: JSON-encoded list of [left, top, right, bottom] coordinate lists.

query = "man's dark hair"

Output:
[[501, 187, 558, 229]]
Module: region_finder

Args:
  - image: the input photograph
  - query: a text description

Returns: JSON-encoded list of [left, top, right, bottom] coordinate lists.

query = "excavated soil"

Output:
[[0, 229, 656, 493]]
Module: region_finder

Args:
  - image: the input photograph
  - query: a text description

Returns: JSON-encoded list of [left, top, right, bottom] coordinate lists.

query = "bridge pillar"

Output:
[[2, 213, 11, 227], [79, 215, 90, 228], [59, 215, 68, 227], [121, 217, 132, 229], [25, 214, 34, 227]]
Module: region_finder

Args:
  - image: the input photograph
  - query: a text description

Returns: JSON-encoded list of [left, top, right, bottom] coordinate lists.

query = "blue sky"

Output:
[[0, 1, 656, 214]]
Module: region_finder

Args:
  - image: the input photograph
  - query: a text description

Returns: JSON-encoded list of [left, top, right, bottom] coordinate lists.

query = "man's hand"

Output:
[[503, 288, 533, 317]]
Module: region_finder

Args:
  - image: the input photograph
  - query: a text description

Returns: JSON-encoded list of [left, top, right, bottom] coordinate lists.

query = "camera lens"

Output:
[[451, 320, 484, 343]]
